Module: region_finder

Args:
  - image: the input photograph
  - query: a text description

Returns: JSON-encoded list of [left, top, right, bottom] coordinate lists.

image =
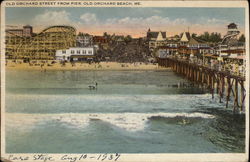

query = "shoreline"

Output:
[[5, 60, 170, 71]]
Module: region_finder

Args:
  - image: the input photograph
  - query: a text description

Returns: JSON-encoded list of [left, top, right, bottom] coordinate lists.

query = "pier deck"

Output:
[[158, 57, 246, 112]]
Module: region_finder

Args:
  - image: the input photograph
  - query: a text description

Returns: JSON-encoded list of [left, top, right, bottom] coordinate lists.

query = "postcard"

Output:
[[1, 0, 249, 162]]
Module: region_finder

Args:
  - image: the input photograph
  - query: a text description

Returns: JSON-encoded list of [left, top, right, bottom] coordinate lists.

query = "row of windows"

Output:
[[62, 50, 93, 55], [189, 44, 209, 47]]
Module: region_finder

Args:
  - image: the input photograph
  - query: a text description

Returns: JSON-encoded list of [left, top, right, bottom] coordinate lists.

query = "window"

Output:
[[83, 50, 86, 54], [77, 50, 80, 54], [62, 50, 66, 54], [71, 50, 74, 54], [88, 50, 92, 54]]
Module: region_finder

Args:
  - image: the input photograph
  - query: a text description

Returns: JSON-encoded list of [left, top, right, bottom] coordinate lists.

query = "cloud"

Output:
[[105, 16, 181, 28], [199, 17, 229, 25], [76, 13, 236, 36], [30, 11, 243, 37], [207, 18, 222, 24], [80, 13, 98, 24], [32, 10, 72, 26]]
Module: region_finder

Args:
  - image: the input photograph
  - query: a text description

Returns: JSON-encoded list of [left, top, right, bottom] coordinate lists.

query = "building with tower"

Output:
[[221, 23, 240, 46], [146, 28, 167, 51], [218, 23, 245, 58], [23, 25, 33, 37]]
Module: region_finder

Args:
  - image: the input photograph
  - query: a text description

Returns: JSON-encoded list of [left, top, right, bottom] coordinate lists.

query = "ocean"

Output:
[[5, 70, 245, 153]]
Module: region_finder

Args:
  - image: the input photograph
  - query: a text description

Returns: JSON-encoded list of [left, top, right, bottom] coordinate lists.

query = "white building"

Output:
[[56, 47, 94, 61], [76, 33, 93, 47], [147, 28, 167, 51]]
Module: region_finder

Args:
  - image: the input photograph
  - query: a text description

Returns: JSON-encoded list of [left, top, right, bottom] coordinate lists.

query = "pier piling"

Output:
[[157, 57, 245, 112]]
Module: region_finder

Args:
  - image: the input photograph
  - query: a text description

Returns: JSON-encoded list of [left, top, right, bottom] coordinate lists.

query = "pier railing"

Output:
[[157, 57, 246, 112]]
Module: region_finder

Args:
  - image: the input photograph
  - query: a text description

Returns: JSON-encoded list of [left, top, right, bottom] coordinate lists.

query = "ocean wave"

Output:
[[5, 94, 216, 105], [5, 112, 214, 132]]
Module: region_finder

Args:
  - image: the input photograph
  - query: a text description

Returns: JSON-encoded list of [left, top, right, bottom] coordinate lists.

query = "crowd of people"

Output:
[[183, 55, 245, 76]]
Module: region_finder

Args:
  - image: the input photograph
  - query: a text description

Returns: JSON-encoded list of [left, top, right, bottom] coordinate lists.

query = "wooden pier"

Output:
[[158, 57, 246, 112]]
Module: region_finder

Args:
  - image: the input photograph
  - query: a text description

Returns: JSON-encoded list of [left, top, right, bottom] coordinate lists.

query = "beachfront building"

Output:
[[147, 28, 167, 51], [6, 25, 33, 37], [56, 47, 95, 61], [5, 25, 34, 58], [177, 32, 212, 60], [179, 32, 210, 49], [186, 37, 209, 49], [93, 36, 108, 45], [179, 32, 191, 46], [93, 36, 109, 49], [5, 25, 76, 60], [155, 44, 178, 58], [187, 37, 212, 60], [76, 33, 93, 47]]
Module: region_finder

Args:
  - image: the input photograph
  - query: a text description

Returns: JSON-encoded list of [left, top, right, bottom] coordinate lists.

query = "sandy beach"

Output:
[[5, 60, 169, 71]]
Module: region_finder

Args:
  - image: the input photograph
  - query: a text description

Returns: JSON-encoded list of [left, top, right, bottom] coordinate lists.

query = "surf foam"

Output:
[[5, 112, 214, 132]]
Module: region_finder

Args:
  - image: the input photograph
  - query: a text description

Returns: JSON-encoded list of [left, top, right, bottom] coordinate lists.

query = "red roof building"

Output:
[[93, 36, 108, 44]]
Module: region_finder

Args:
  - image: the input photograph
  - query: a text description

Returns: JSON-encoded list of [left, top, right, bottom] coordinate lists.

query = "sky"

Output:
[[5, 7, 245, 37]]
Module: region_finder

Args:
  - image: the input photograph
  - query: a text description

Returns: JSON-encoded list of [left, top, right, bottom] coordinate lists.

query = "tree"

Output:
[[78, 32, 83, 36], [203, 32, 210, 41], [174, 34, 180, 38], [124, 35, 132, 44], [191, 33, 197, 38], [197, 32, 222, 43], [103, 32, 108, 37], [238, 34, 245, 42], [209, 32, 222, 43]]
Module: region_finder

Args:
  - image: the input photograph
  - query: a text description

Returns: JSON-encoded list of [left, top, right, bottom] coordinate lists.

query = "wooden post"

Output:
[[240, 81, 245, 111], [234, 79, 239, 111], [159, 58, 245, 112], [226, 77, 231, 108], [219, 75, 223, 103], [211, 74, 214, 99], [201, 71, 204, 84], [217, 74, 220, 94], [221, 75, 225, 98]]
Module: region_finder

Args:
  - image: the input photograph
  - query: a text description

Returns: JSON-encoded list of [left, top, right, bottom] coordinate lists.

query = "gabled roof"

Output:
[[188, 37, 199, 44], [147, 31, 166, 39], [180, 32, 191, 42], [188, 37, 206, 45]]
